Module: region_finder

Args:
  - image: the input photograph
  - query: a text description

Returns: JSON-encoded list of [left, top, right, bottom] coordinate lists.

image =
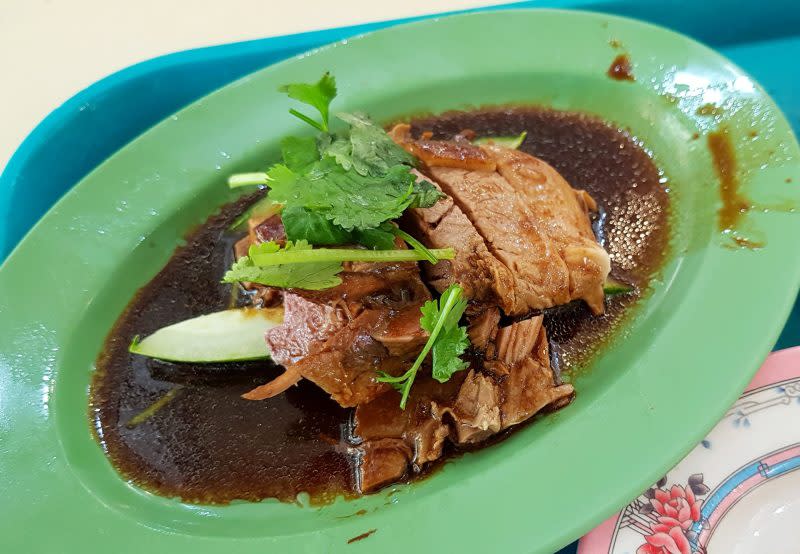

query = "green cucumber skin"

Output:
[[603, 278, 634, 296], [128, 345, 270, 364], [129, 308, 281, 363]]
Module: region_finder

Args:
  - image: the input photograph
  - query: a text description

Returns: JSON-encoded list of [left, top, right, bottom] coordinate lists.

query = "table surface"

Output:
[[0, 0, 502, 173]]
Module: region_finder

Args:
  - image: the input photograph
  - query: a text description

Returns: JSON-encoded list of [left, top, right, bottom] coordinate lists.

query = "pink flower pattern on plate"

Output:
[[637, 525, 691, 554], [636, 483, 703, 554], [650, 485, 702, 530]]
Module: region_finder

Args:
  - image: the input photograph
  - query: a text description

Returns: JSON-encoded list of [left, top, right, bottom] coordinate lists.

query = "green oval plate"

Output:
[[1, 9, 799, 554]]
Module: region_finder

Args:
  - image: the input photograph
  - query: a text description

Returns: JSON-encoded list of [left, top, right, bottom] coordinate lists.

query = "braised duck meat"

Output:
[[484, 144, 611, 314], [353, 315, 574, 492], [253, 258, 432, 407], [400, 173, 519, 314], [391, 124, 610, 315]]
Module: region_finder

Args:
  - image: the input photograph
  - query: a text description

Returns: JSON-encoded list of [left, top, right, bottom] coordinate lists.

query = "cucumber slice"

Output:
[[129, 308, 283, 363], [604, 277, 634, 296], [229, 197, 282, 231], [473, 131, 527, 150]]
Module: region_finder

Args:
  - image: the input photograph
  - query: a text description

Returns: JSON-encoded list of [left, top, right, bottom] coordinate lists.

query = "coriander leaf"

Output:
[[250, 240, 280, 255], [407, 179, 445, 209], [267, 159, 441, 232], [385, 380, 406, 393], [319, 135, 353, 170], [222, 241, 343, 290], [279, 73, 337, 132], [233, 73, 447, 246], [354, 224, 396, 250], [426, 286, 470, 384], [226, 239, 453, 289], [223, 239, 453, 291], [441, 286, 468, 329], [322, 164, 417, 229], [276, 180, 402, 248], [264, 164, 305, 204], [267, 158, 418, 231], [419, 299, 440, 336], [419, 283, 467, 336], [281, 136, 319, 171], [336, 112, 416, 176], [603, 277, 634, 296], [377, 283, 469, 408], [430, 325, 470, 382], [281, 206, 353, 245], [125, 386, 184, 428]]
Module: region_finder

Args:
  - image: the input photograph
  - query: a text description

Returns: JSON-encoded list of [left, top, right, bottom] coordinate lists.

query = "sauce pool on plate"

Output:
[[90, 107, 670, 504]]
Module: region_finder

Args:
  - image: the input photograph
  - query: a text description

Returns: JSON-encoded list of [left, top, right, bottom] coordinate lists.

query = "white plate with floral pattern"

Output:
[[578, 346, 800, 554]]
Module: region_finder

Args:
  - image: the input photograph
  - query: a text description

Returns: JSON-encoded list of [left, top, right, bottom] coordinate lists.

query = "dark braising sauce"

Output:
[[91, 195, 355, 504], [607, 54, 635, 82], [708, 125, 751, 236], [91, 107, 670, 504]]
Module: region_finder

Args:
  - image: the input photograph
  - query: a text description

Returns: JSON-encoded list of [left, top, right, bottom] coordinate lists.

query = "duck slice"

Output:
[[391, 123, 610, 315]]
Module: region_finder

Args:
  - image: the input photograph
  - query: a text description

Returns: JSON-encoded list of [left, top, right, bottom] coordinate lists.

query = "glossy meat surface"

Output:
[[392, 123, 610, 315], [265, 261, 431, 407]]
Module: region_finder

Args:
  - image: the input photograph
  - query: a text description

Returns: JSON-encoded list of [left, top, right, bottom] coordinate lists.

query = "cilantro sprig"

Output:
[[227, 73, 444, 252], [265, 157, 434, 231], [377, 284, 470, 409], [223, 240, 455, 291], [223, 241, 343, 290], [279, 72, 337, 132], [320, 112, 416, 176]]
